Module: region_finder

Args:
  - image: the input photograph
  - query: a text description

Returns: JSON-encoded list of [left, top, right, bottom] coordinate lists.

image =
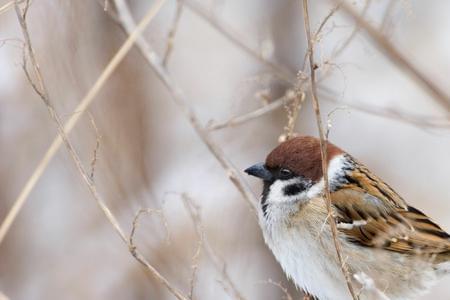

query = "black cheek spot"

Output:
[[262, 203, 269, 217], [283, 183, 306, 196], [261, 181, 272, 217]]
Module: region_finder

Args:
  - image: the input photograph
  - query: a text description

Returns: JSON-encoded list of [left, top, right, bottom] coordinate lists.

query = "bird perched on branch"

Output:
[[245, 136, 450, 300]]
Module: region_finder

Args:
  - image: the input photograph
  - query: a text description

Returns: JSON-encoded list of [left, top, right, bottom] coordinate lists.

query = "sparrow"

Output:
[[245, 136, 450, 300]]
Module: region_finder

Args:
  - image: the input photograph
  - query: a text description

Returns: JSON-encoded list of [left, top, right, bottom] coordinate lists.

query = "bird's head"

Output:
[[245, 136, 345, 212]]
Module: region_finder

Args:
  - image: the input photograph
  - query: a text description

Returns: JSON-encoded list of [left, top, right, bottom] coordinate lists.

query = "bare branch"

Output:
[[184, 0, 296, 85], [129, 208, 170, 254], [334, 0, 450, 114], [330, 0, 371, 59], [2, 3, 190, 300], [180, 198, 203, 300], [204, 1, 339, 136], [128, 209, 188, 300], [180, 194, 245, 300], [302, 1, 358, 299], [113, 0, 258, 212], [207, 91, 293, 131], [379, 0, 398, 34], [0, 0, 168, 245], [258, 279, 293, 300], [162, 0, 184, 66], [188, 237, 202, 300], [88, 113, 101, 182], [0, 0, 19, 16], [280, 90, 305, 142], [204, 0, 377, 134], [301, 3, 341, 71], [208, 84, 450, 134], [315, 4, 341, 38], [319, 91, 450, 131]]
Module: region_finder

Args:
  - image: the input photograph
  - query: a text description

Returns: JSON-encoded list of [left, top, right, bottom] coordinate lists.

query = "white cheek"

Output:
[[267, 178, 307, 204], [328, 154, 346, 179], [304, 154, 345, 199]]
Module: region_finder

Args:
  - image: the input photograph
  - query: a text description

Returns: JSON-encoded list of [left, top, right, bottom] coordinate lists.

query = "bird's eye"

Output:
[[279, 168, 292, 177]]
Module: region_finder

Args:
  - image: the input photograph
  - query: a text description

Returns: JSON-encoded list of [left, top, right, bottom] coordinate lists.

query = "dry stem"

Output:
[[2, 2, 190, 300], [0, 0, 168, 245], [281, 90, 305, 141], [180, 194, 245, 300], [207, 92, 292, 131], [184, 0, 295, 85], [335, 0, 450, 113], [113, 0, 257, 212], [88, 112, 101, 181], [330, 0, 371, 59], [259, 279, 293, 300], [302, 1, 358, 299], [180, 197, 203, 300], [0, 0, 22, 16], [129, 208, 170, 254], [162, 0, 184, 66]]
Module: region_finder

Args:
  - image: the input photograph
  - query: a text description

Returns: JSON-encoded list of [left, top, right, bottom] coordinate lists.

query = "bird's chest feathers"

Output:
[[260, 200, 349, 300]]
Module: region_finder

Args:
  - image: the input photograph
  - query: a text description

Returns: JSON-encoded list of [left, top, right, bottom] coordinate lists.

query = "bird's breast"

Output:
[[259, 199, 351, 300]]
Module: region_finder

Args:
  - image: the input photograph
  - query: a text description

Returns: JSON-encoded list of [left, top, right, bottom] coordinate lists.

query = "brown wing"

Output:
[[332, 162, 450, 258]]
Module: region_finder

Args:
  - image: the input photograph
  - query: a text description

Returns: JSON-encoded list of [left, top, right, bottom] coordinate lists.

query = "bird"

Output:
[[244, 136, 450, 300]]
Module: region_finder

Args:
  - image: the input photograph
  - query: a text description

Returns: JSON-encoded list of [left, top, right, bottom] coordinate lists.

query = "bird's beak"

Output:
[[244, 163, 273, 181]]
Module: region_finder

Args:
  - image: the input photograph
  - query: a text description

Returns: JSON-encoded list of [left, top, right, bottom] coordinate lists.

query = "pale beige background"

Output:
[[0, 0, 449, 299]]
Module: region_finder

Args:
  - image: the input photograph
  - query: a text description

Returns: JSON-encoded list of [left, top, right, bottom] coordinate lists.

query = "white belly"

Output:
[[261, 213, 351, 300], [259, 201, 441, 300]]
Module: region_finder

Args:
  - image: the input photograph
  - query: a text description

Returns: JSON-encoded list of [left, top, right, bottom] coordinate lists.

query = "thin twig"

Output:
[[162, 0, 184, 66], [0, 0, 168, 245], [184, 0, 296, 85], [10, 2, 189, 300], [207, 91, 293, 131], [0, 0, 20, 16], [315, 4, 341, 38], [129, 208, 170, 254], [205, 0, 373, 133], [379, 0, 398, 34], [281, 90, 305, 141], [181, 194, 245, 300], [88, 112, 101, 181], [13, 2, 189, 299], [334, 0, 450, 113], [319, 91, 450, 131], [209, 84, 450, 133], [188, 237, 202, 300], [330, 0, 371, 59], [302, 1, 358, 299], [113, 0, 258, 212], [180, 198, 203, 300], [301, 3, 341, 71], [258, 279, 293, 300], [285, 2, 343, 141]]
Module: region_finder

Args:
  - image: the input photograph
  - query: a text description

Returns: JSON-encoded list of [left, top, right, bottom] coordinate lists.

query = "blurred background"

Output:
[[1, 0, 449, 299]]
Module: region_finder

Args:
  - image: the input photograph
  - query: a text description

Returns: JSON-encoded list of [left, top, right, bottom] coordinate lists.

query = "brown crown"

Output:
[[265, 136, 344, 182]]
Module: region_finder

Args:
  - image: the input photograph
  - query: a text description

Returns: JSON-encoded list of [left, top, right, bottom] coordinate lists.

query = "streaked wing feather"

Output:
[[332, 161, 450, 257]]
